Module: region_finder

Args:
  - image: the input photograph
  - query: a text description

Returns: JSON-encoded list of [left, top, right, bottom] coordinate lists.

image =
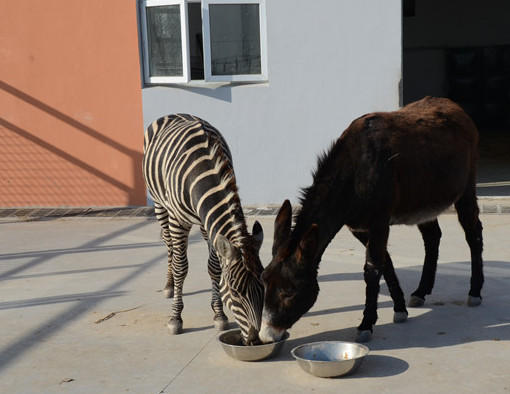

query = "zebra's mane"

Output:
[[208, 134, 249, 247]]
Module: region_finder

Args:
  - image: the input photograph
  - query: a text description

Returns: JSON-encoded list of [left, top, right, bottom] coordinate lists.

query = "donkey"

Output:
[[259, 97, 484, 343]]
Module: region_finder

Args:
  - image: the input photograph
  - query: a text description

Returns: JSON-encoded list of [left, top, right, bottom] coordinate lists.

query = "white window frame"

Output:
[[140, 0, 268, 85], [202, 0, 268, 82], [141, 0, 191, 84]]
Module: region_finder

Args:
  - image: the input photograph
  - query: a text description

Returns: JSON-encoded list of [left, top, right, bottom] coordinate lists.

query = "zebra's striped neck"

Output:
[[190, 135, 248, 249], [201, 175, 248, 249]]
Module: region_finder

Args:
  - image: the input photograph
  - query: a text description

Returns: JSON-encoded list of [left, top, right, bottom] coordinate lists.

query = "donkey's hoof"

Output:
[[163, 288, 174, 299], [408, 295, 425, 307], [356, 330, 372, 343], [214, 318, 228, 331], [167, 319, 183, 335], [467, 296, 482, 307], [393, 311, 408, 323]]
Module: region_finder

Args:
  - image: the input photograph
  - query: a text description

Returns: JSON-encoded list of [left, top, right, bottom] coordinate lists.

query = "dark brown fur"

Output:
[[261, 97, 484, 341]]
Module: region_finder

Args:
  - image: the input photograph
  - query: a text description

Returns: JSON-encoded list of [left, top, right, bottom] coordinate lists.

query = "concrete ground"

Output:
[[0, 214, 509, 394]]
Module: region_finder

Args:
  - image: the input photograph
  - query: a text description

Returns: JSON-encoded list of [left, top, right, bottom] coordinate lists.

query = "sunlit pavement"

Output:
[[0, 213, 509, 393]]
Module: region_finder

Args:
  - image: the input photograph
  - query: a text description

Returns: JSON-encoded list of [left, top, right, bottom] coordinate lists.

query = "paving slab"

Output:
[[0, 214, 509, 393]]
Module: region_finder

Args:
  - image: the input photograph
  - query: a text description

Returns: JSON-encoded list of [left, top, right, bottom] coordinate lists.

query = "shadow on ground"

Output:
[[269, 259, 510, 377], [0, 223, 204, 373]]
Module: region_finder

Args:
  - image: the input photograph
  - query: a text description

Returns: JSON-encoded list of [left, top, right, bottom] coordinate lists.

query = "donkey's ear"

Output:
[[273, 200, 292, 256], [252, 221, 264, 252], [297, 224, 319, 260], [214, 234, 235, 261]]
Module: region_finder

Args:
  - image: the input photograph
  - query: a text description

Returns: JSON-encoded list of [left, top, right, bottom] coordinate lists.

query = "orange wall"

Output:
[[0, 1, 146, 206]]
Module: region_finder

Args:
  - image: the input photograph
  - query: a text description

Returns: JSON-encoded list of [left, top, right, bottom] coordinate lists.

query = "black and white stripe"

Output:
[[143, 114, 264, 343]]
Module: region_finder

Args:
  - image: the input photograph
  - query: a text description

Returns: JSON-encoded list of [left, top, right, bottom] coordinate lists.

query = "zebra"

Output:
[[142, 114, 264, 345]]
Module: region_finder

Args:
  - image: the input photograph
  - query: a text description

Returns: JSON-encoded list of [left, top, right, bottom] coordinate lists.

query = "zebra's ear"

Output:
[[214, 234, 235, 261], [252, 221, 264, 252]]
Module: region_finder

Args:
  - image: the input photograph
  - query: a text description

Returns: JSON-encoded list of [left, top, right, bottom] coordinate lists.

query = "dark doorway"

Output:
[[402, 0, 510, 195]]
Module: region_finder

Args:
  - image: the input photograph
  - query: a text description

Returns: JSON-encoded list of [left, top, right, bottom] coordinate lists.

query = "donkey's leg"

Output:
[[455, 181, 484, 306], [350, 229, 408, 324], [409, 219, 442, 307], [154, 203, 174, 298], [167, 221, 191, 335], [200, 226, 228, 331], [357, 222, 390, 342]]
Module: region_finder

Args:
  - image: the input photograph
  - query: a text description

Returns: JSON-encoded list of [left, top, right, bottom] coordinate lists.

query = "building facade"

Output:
[[140, 0, 402, 205], [1, 1, 146, 207], [2, 1, 508, 207]]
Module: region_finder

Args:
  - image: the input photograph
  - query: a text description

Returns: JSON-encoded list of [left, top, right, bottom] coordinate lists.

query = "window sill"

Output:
[[182, 81, 230, 89], [145, 80, 269, 89]]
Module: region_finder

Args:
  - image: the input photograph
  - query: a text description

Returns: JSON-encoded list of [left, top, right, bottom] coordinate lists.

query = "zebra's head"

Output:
[[214, 221, 264, 345]]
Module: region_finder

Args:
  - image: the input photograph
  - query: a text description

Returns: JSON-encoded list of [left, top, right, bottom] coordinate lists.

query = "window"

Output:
[[140, 0, 268, 84]]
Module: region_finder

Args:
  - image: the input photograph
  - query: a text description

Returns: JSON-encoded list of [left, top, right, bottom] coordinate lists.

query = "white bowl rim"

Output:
[[290, 341, 369, 363], [217, 328, 289, 349]]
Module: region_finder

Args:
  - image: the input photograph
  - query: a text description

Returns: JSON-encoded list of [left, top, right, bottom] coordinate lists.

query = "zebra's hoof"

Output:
[[167, 319, 183, 335], [214, 318, 228, 331], [356, 330, 372, 343], [408, 295, 425, 307], [467, 296, 482, 307], [393, 311, 408, 323], [163, 288, 174, 299]]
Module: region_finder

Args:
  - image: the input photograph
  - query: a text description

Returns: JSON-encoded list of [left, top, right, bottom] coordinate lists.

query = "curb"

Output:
[[1, 198, 509, 220], [0, 207, 155, 220], [475, 197, 510, 214]]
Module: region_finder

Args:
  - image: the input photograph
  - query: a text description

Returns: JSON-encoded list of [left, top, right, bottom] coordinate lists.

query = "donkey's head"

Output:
[[259, 200, 320, 343], [214, 221, 264, 345]]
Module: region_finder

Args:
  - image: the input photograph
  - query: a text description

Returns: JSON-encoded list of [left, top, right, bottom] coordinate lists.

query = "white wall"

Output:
[[142, 0, 402, 205]]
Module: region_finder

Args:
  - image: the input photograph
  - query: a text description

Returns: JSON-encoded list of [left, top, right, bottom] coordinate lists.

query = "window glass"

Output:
[[146, 5, 183, 76], [208, 4, 261, 75], [188, 3, 204, 80]]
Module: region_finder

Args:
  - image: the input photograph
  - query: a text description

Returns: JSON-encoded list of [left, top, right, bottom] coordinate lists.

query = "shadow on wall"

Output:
[[145, 80, 270, 103], [150, 83, 233, 103], [0, 80, 145, 206]]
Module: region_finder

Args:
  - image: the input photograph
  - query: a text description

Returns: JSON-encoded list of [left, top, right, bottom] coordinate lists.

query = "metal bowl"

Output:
[[218, 328, 289, 361], [291, 341, 369, 378]]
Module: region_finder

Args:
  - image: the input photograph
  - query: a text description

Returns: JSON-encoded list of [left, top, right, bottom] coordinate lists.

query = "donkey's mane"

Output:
[[299, 140, 343, 203], [292, 138, 346, 244]]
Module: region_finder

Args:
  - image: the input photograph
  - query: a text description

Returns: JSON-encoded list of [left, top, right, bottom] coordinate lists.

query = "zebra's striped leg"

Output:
[[201, 226, 228, 331], [167, 222, 191, 335], [154, 203, 174, 298], [162, 227, 174, 299]]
